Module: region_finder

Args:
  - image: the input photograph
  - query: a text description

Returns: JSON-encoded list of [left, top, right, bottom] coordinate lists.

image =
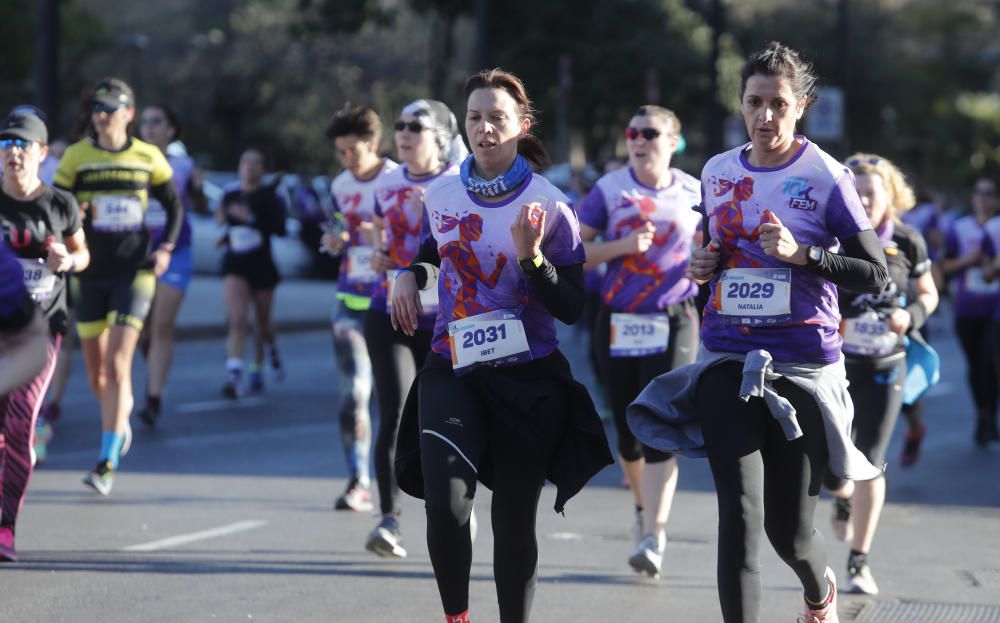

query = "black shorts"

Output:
[[222, 253, 280, 291], [76, 271, 156, 339]]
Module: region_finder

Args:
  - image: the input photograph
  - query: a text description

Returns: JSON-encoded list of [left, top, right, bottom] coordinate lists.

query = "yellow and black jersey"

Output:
[[55, 137, 174, 279]]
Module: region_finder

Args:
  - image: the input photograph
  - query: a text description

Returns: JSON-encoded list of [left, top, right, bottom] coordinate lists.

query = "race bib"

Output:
[[16, 258, 56, 301], [386, 269, 438, 311], [229, 225, 263, 253], [346, 246, 378, 283], [718, 268, 792, 325], [144, 198, 167, 230], [841, 310, 899, 358], [448, 309, 531, 374], [964, 268, 1000, 295], [92, 195, 144, 232], [610, 312, 669, 357]]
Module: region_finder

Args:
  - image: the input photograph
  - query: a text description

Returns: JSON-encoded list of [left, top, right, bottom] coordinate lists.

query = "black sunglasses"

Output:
[[625, 127, 662, 141], [394, 120, 426, 133], [847, 156, 881, 167], [92, 101, 129, 115]]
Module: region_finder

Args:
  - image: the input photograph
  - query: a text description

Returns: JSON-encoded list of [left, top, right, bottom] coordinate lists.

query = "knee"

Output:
[[424, 489, 474, 529], [102, 358, 129, 386], [763, 520, 810, 563], [86, 367, 106, 395], [151, 316, 174, 343]]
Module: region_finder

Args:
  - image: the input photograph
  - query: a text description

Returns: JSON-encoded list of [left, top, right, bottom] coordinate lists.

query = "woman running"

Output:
[[218, 147, 286, 398], [137, 105, 206, 424], [578, 104, 701, 577], [363, 99, 466, 557], [940, 176, 998, 445], [0, 108, 89, 561], [826, 154, 938, 595], [391, 68, 613, 623], [628, 42, 888, 623], [54, 77, 183, 495], [323, 106, 398, 512]]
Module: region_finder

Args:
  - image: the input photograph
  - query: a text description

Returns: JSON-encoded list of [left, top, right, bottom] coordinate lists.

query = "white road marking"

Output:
[[123, 519, 268, 552], [176, 397, 265, 414]]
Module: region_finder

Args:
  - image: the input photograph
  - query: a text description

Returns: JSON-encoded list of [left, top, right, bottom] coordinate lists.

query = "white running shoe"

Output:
[[365, 516, 407, 559], [334, 478, 374, 512], [628, 531, 666, 578], [847, 557, 879, 595]]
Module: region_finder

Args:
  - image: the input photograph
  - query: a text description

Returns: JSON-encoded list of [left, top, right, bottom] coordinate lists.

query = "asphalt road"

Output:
[[3, 304, 999, 623]]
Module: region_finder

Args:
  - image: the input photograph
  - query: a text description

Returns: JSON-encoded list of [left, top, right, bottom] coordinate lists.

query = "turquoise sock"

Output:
[[100, 432, 125, 469]]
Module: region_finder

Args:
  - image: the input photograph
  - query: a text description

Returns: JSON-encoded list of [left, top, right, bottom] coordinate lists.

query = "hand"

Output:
[[964, 248, 984, 269], [688, 239, 721, 283], [152, 248, 172, 277], [371, 248, 393, 273], [621, 222, 656, 255], [886, 308, 911, 335], [45, 239, 74, 273], [390, 270, 422, 336], [226, 201, 252, 223], [321, 230, 348, 255], [510, 202, 546, 260], [759, 210, 806, 265]]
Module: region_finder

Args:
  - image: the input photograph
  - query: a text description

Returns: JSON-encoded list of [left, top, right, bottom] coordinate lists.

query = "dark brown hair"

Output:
[[739, 42, 818, 111], [325, 105, 382, 143], [463, 68, 551, 172]]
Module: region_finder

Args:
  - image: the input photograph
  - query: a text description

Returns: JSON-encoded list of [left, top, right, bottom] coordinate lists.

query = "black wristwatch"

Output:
[[806, 245, 823, 267], [518, 253, 543, 273]]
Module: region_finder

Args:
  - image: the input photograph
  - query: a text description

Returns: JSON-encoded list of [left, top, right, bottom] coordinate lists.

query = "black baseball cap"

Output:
[[93, 77, 135, 108], [0, 108, 48, 144]]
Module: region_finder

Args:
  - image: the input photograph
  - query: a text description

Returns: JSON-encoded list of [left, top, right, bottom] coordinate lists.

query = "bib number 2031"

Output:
[[461, 323, 507, 349], [449, 310, 531, 374]]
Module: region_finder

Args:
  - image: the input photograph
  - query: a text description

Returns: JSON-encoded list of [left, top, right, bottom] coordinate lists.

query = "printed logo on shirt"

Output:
[[446, 417, 463, 427], [782, 176, 817, 211]]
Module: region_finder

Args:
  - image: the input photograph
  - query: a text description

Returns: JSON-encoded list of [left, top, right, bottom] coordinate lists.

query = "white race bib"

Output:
[[92, 195, 144, 232], [964, 268, 1000, 295], [610, 312, 669, 357], [346, 246, 378, 283], [387, 269, 438, 311], [144, 198, 167, 230], [16, 258, 56, 301], [718, 268, 792, 325], [229, 225, 263, 253], [841, 310, 899, 358], [448, 309, 531, 374]]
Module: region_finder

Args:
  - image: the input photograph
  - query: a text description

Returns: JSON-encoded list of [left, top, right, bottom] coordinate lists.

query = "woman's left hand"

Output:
[[758, 210, 807, 265], [152, 248, 172, 277], [887, 308, 911, 335], [511, 202, 546, 260]]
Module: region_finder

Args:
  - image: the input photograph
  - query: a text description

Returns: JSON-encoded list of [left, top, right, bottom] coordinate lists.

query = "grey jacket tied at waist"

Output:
[[626, 347, 883, 481]]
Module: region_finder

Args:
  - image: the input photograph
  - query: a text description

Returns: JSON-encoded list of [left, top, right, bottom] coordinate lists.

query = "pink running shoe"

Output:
[[0, 527, 17, 562], [798, 567, 838, 622]]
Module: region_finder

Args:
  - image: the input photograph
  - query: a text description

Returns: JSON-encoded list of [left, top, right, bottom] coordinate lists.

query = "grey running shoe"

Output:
[[847, 554, 879, 595], [365, 516, 407, 558], [628, 531, 666, 578], [83, 460, 115, 496]]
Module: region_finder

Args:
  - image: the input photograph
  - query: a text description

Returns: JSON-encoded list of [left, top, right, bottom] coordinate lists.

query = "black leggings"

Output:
[[956, 316, 997, 416], [418, 357, 569, 622], [696, 362, 829, 623], [825, 357, 904, 491], [594, 300, 699, 463], [363, 310, 431, 516]]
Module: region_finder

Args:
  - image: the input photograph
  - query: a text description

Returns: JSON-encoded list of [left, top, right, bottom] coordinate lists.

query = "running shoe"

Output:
[[33, 419, 54, 466], [628, 531, 666, 578], [120, 421, 132, 458], [0, 527, 16, 562], [798, 567, 839, 622], [249, 369, 265, 393], [831, 497, 853, 543], [899, 422, 926, 468], [334, 478, 374, 512], [39, 402, 61, 424], [138, 398, 161, 428], [365, 515, 407, 558], [847, 553, 879, 595], [82, 460, 115, 496], [269, 346, 285, 383], [222, 369, 242, 400]]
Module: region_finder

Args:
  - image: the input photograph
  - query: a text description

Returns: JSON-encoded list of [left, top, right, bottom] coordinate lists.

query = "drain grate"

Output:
[[853, 601, 1000, 623], [962, 569, 1000, 588]]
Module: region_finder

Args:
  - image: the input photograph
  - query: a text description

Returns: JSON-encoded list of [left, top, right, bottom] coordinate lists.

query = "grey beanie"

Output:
[[400, 99, 469, 164]]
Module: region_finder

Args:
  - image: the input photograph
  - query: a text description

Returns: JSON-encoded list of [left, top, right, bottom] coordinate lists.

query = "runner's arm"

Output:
[[804, 229, 888, 294], [149, 179, 183, 250], [524, 260, 585, 325]]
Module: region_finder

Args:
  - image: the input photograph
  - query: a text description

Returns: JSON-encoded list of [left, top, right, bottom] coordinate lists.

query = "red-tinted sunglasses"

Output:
[[625, 127, 661, 141]]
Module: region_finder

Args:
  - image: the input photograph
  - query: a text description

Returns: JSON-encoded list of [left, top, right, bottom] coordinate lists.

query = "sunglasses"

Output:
[[625, 127, 662, 141], [0, 138, 32, 150], [847, 156, 881, 167], [394, 120, 426, 133], [91, 101, 129, 115]]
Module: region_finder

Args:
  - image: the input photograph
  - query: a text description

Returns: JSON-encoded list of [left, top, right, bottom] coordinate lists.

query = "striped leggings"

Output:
[[0, 335, 59, 532]]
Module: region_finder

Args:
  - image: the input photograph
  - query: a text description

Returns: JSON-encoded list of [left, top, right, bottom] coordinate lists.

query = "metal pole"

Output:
[[35, 0, 60, 133], [707, 0, 724, 156], [475, 0, 491, 71]]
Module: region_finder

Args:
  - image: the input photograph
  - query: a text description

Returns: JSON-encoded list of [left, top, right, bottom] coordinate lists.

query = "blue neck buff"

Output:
[[460, 154, 531, 197]]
